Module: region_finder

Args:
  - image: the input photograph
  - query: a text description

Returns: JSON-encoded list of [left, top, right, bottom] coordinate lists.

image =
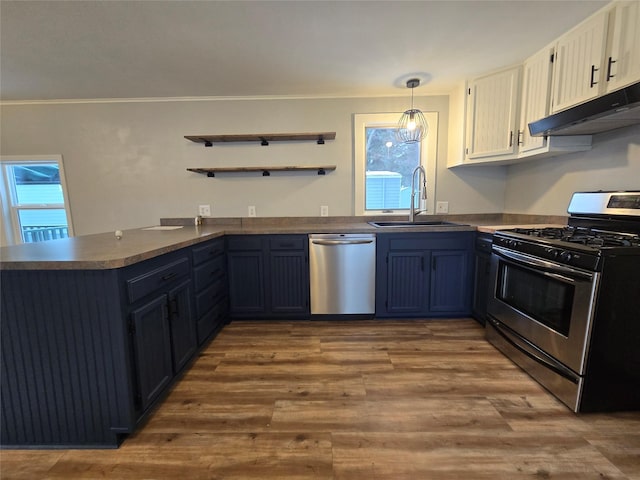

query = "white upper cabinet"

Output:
[[551, 10, 608, 113], [519, 47, 554, 154], [465, 66, 521, 162], [456, 56, 591, 167], [449, 1, 634, 168], [551, 1, 640, 113], [518, 46, 592, 159], [605, 1, 640, 93]]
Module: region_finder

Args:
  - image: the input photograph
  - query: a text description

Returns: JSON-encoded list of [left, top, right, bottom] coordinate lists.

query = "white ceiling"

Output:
[[0, 0, 608, 102]]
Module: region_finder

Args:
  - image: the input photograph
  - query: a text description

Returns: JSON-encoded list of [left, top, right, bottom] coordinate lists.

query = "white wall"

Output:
[[504, 124, 640, 215], [0, 95, 506, 236]]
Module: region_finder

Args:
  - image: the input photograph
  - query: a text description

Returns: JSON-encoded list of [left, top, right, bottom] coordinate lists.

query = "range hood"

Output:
[[529, 81, 640, 136]]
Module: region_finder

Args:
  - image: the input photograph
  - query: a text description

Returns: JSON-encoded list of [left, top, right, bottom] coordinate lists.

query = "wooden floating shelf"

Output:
[[187, 166, 337, 177], [184, 132, 336, 146]]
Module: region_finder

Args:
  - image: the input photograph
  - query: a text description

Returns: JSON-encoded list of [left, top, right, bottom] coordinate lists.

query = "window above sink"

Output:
[[353, 113, 438, 217]]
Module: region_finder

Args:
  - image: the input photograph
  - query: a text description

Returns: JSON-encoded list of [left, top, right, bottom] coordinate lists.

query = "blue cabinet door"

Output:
[[227, 250, 266, 315], [130, 294, 173, 412], [168, 279, 196, 373], [269, 250, 309, 315], [429, 250, 471, 314], [385, 250, 430, 315]]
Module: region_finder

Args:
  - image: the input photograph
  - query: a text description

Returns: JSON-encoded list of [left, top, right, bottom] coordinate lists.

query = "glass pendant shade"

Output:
[[396, 78, 428, 143]]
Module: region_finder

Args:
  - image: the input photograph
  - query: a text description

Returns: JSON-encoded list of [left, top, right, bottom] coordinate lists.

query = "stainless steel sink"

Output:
[[368, 221, 467, 228]]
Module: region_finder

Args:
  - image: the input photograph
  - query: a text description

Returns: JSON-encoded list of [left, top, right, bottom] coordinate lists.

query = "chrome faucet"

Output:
[[409, 165, 427, 222]]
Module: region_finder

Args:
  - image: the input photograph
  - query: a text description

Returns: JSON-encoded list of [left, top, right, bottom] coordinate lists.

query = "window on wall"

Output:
[[0, 156, 74, 245], [354, 112, 438, 216]]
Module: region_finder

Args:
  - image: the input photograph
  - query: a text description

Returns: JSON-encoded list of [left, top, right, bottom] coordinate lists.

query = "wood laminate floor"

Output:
[[2, 319, 639, 479]]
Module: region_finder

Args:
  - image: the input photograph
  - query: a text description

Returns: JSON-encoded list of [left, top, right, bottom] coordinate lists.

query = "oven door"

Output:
[[488, 245, 599, 375]]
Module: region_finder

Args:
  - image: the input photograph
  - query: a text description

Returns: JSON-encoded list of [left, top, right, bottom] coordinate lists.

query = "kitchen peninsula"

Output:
[[0, 214, 564, 448]]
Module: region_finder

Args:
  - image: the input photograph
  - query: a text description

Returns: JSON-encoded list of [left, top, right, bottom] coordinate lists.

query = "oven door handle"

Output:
[[493, 245, 593, 282], [488, 317, 580, 384]]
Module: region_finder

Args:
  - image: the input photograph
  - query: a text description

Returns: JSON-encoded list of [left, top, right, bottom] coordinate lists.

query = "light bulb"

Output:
[[407, 120, 416, 131]]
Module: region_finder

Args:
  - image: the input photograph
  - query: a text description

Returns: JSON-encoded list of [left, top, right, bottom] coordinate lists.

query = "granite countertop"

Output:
[[0, 215, 566, 270]]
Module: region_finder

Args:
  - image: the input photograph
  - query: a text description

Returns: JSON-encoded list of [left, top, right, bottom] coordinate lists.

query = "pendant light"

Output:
[[396, 78, 428, 143]]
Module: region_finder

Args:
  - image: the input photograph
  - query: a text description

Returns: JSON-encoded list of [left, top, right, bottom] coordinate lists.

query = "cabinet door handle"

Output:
[[161, 272, 177, 282], [169, 298, 179, 317], [420, 256, 424, 271], [517, 130, 524, 146], [590, 65, 599, 87], [312, 239, 373, 246], [509, 131, 514, 147], [606, 57, 616, 81]]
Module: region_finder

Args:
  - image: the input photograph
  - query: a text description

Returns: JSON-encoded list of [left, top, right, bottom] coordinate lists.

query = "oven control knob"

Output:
[[559, 251, 573, 262], [544, 248, 559, 259]]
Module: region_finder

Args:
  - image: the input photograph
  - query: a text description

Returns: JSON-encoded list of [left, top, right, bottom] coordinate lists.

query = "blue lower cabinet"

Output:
[[376, 232, 474, 317], [125, 254, 198, 384], [226, 235, 309, 319]]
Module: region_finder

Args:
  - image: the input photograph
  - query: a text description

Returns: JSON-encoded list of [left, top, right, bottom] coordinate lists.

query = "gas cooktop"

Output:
[[507, 226, 640, 249], [494, 191, 640, 271]]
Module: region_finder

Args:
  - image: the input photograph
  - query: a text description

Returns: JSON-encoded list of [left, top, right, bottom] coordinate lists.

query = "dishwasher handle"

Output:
[[311, 239, 374, 246]]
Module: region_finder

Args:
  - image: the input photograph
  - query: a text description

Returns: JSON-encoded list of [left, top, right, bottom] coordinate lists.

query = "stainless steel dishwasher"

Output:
[[309, 233, 376, 315]]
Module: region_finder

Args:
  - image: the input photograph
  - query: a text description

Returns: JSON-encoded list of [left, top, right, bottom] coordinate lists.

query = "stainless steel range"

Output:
[[486, 191, 640, 412]]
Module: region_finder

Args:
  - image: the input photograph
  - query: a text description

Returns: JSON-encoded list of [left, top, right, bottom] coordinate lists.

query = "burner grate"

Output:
[[508, 226, 640, 248]]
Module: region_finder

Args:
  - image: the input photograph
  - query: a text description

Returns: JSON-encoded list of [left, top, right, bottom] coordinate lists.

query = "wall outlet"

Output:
[[198, 204, 211, 216], [248, 205, 256, 217], [436, 201, 449, 214], [320, 205, 329, 217]]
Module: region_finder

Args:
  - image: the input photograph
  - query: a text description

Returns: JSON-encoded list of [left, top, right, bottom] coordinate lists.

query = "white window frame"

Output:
[[354, 112, 438, 216], [0, 155, 74, 246]]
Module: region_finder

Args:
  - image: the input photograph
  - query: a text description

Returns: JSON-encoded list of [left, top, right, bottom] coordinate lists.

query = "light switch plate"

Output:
[[436, 201, 449, 214], [320, 205, 329, 217], [198, 204, 211, 216], [248, 205, 256, 217]]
